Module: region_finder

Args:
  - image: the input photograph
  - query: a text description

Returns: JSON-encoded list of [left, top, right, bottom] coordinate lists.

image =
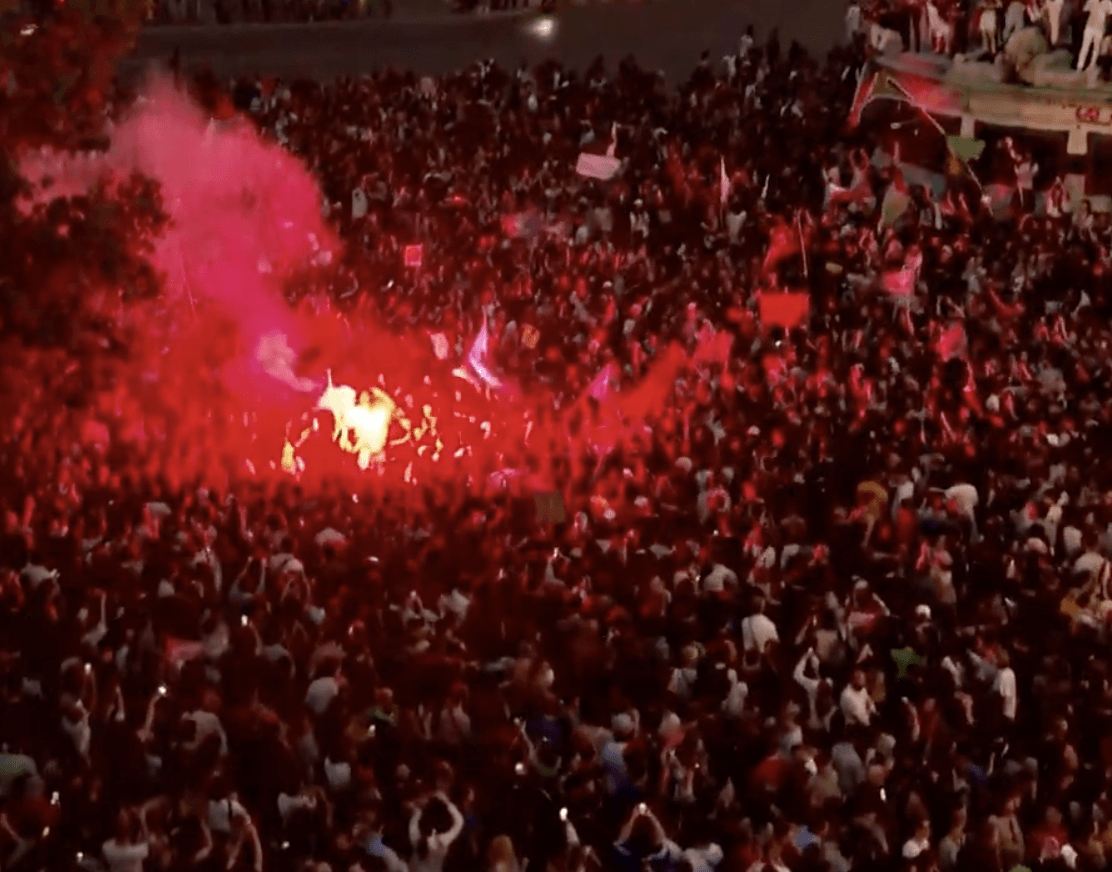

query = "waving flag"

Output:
[[759, 292, 810, 330], [761, 221, 801, 275], [467, 316, 504, 391], [936, 322, 968, 361], [826, 175, 874, 211], [878, 172, 911, 233], [882, 265, 917, 297], [586, 361, 619, 402], [694, 324, 734, 367], [576, 153, 621, 181], [946, 134, 986, 164], [606, 122, 619, 158], [719, 156, 731, 209]]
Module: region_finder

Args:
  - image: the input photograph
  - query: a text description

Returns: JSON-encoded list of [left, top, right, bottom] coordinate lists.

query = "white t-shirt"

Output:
[[740, 613, 779, 653], [703, 563, 738, 594], [102, 839, 149, 872], [840, 685, 875, 726], [183, 710, 227, 753], [994, 666, 1018, 720], [305, 676, 340, 715], [684, 844, 725, 872]]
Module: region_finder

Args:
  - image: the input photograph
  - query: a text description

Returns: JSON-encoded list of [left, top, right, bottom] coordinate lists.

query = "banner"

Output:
[[404, 244, 423, 268], [576, 153, 621, 181]]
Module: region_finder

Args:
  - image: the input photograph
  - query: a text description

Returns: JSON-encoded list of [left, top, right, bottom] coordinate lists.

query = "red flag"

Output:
[[759, 293, 810, 330], [882, 266, 916, 297], [586, 362, 618, 402], [761, 222, 801, 275], [936, 322, 967, 361]]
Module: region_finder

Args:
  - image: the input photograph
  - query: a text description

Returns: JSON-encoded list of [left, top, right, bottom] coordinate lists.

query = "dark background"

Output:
[[122, 0, 846, 82]]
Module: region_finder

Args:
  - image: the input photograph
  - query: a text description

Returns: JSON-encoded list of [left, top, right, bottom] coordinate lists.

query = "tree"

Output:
[[0, 0, 168, 352]]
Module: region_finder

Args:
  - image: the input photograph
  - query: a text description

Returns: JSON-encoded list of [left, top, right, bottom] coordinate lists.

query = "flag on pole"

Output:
[[882, 265, 917, 297], [946, 135, 986, 163], [878, 171, 911, 233], [936, 321, 968, 361], [719, 157, 731, 210], [586, 361, 618, 402], [945, 134, 985, 180], [758, 292, 810, 330], [762, 220, 801, 275], [576, 153, 621, 181], [467, 316, 504, 391], [846, 68, 878, 129]]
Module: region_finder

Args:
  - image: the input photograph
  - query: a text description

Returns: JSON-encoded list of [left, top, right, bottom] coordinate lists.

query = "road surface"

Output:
[[123, 0, 846, 82]]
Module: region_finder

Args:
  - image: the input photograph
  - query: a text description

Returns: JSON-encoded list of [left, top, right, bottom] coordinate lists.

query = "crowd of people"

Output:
[[853, 0, 1112, 73], [8, 22, 1112, 872]]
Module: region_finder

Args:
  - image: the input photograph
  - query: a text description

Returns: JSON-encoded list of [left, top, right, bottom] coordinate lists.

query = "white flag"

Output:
[[576, 153, 621, 181], [467, 317, 503, 391]]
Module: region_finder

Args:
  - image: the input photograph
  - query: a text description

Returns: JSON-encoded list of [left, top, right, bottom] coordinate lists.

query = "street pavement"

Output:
[[123, 0, 846, 82]]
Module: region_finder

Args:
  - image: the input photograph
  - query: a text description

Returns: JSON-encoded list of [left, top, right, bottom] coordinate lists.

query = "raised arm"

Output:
[[439, 794, 465, 845], [408, 806, 423, 848]]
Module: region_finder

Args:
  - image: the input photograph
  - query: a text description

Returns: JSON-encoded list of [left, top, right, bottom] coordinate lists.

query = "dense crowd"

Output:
[[8, 26, 1112, 872]]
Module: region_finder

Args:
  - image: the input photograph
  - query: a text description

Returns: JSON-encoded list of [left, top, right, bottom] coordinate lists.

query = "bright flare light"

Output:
[[526, 15, 557, 40], [345, 402, 392, 469]]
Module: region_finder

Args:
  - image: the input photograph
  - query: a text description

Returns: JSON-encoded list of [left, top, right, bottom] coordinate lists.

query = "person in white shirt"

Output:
[[102, 811, 150, 872], [902, 819, 932, 860], [839, 669, 877, 727], [993, 650, 1018, 722], [1078, 0, 1112, 69], [408, 791, 465, 872], [684, 841, 725, 872], [740, 599, 779, 655]]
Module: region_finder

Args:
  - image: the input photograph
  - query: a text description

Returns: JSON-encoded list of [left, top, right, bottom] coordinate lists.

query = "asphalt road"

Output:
[[122, 0, 846, 82]]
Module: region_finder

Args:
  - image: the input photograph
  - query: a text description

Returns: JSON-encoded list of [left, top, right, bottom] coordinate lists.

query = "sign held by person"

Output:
[[576, 153, 621, 181]]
